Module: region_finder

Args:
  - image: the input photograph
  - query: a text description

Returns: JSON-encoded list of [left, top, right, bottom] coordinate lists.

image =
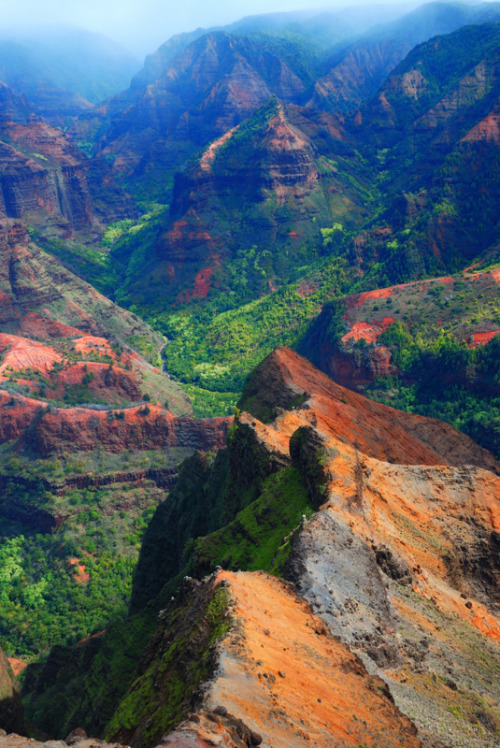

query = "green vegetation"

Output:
[[29, 231, 120, 298], [159, 256, 348, 397], [0, 523, 137, 658], [0, 445, 178, 657], [194, 467, 313, 575], [23, 612, 155, 740], [106, 584, 231, 747], [365, 325, 500, 458]]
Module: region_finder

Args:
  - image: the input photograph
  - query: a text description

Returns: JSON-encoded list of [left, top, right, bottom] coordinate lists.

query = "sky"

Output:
[[0, 0, 429, 58]]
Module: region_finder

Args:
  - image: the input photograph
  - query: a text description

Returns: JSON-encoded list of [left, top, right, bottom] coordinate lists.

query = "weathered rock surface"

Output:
[[82, 31, 315, 184], [0, 83, 135, 236], [0, 736, 126, 748], [24, 404, 230, 457], [239, 347, 499, 471], [111, 571, 421, 748], [237, 348, 500, 746], [0, 224, 158, 347], [19, 347, 500, 747]]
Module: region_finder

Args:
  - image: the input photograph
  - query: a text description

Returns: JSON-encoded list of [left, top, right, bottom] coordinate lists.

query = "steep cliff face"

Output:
[[21, 405, 230, 457], [145, 100, 331, 305], [0, 221, 195, 411], [0, 223, 165, 355], [0, 81, 136, 238], [235, 349, 500, 747]]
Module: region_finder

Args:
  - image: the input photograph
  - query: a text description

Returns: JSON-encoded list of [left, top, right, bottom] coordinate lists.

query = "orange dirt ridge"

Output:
[[165, 571, 421, 748]]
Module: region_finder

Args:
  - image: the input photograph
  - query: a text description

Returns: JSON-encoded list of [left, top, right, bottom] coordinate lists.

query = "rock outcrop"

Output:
[[23, 404, 230, 457], [300, 269, 500, 389], [0, 81, 135, 238]]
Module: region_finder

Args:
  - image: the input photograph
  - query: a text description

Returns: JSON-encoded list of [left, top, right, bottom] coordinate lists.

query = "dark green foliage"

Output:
[[0, 467, 166, 658], [129, 451, 214, 613], [368, 326, 500, 458], [193, 466, 313, 576], [22, 613, 154, 739], [106, 583, 231, 748], [131, 422, 285, 613]]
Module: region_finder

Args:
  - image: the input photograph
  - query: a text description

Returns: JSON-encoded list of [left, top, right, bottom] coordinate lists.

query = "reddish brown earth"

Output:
[[236, 347, 500, 746], [6, 660, 26, 678], [164, 571, 421, 748], [0, 331, 170, 407], [241, 347, 499, 471], [0, 390, 47, 443], [68, 558, 90, 584], [0, 389, 230, 457], [26, 404, 231, 457], [0, 222, 192, 417], [300, 269, 500, 388]]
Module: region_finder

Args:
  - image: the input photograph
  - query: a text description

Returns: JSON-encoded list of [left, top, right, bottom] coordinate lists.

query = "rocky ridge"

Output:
[[22, 347, 499, 748], [110, 570, 421, 748]]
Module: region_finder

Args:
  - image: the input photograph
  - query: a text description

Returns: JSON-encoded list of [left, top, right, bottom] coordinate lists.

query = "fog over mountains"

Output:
[[2, 0, 425, 56]]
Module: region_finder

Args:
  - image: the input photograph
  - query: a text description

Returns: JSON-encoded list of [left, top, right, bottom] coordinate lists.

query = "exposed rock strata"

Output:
[[0, 86, 135, 234]]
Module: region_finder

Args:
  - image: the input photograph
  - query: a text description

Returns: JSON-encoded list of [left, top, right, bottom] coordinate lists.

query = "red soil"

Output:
[[470, 330, 500, 347], [26, 403, 231, 456], [341, 317, 395, 344], [239, 347, 500, 655], [0, 333, 61, 375], [177, 267, 214, 302], [463, 110, 500, 144], [68, 557, 90, 584], [244, 347, 499, 472], [19, 313, 82, 339], [200, 127, 239, 172], [7, 659, 27, 677], [0, 390, 47, 442]]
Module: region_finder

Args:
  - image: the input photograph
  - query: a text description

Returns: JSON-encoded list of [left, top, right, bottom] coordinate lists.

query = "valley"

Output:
[[0, 2, 498, 746]]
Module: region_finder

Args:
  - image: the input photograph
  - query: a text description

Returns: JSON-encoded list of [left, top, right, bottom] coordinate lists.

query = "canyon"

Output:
[[0, 4, 499, 747]]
